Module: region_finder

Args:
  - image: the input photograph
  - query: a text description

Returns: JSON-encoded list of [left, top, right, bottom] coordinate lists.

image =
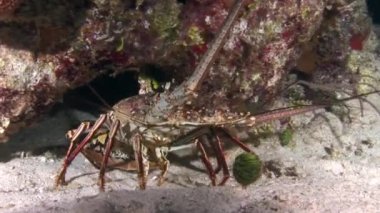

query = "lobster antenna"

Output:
[[148, 0, 246, 116], [184, 0, 245, 92], [149, 90, 380, 127], [87, 84, 113, 110]]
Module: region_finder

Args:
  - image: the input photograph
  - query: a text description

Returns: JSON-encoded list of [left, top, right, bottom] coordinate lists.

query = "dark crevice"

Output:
[[63, 71, 140, 114], [63, 64, 173, 115], [140, 64, 173, 92], [367, 0, 380, 24], [177, 0, 187, 5]]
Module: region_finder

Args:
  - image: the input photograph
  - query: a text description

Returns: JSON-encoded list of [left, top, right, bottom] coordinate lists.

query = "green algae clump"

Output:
[[279, 128, 293, 146], [233, 152, 262, 187]]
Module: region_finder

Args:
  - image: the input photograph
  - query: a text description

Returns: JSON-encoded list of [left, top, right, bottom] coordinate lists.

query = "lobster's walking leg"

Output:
[[199, 127, 255, 185], [55, 114, 107, 187], [196, 138, 217, 186], [201, 134, 223, 175], [97, 120, 120, 191], [212, 129, 230, 186], [157, 155, 169, 186], [55, 122, 89, 187], [133, 134, 148, 190], [218, 127, 253, 153]]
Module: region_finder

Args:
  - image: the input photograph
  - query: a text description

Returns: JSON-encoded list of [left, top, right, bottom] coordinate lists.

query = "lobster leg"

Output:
[[133, 133, 149, 190], [157, 160, 170, 186], [213, 127, 255, 185], [55, 122, 89, 187], [196, 138, 217, 186], [160, 125, 253, 186], [157, 155, 169, 186], [196, 127, 254, 186], [97, 120, 120, 191], [212, 129, 230, 186], [55, 114, 107, 187], [217, 127, 253, 153], [169, 126, 255, 186], [199, 128, 231, 185], [201, 134, 223, 175]]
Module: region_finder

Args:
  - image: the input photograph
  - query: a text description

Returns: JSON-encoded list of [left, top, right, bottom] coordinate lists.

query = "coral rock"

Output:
[[0, 0, 375, 142], [0, 0, 22, 17]]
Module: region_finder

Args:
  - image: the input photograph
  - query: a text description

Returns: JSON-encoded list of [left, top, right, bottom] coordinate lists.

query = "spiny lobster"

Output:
[[55, 0, 379, 191]]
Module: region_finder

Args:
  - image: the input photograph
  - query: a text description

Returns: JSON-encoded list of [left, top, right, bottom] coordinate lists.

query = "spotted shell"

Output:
[[0, 0, 22, 15]]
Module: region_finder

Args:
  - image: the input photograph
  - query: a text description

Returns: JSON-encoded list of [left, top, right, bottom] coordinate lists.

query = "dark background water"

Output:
[[367, 0, 380, 24]]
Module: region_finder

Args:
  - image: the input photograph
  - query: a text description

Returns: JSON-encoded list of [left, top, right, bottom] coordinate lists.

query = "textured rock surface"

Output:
[[1, 0, 372, 141], [0, 0, 23, 19], [0, 2, 379, 211]]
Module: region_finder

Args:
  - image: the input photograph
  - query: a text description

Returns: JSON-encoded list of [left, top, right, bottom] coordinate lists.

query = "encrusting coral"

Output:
[[0, 0, 377, 142]]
